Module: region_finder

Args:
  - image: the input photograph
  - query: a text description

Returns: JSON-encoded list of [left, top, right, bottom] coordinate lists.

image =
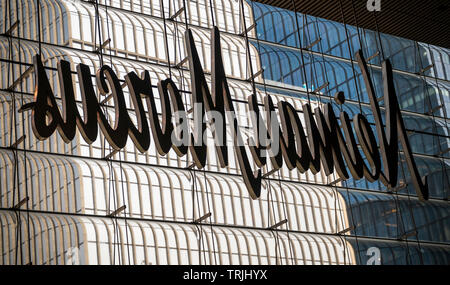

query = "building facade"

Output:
[[0, 0, 449, 265]]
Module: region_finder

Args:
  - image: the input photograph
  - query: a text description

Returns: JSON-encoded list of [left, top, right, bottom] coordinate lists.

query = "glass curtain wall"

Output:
[[0, 0, 448, 264]]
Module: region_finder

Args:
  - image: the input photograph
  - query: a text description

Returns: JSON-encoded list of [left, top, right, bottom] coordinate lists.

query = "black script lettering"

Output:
[[264, 95, 283, 170], [302, 103, 330, 174], [126, 71, 172, 154], [278, 101, 311, 173], [247, 94, 268, 167], [185, 29, 208, 168], [356, 50, 428, 200], [353, 114, 381, 181], [337, 110, 364, 179], [122, 71, 152, 153], [211, 26, 262, 198], [161, 78, 189, 156], [314, 103, 349, 180], [20, 29, 429, 202], [95, 65, 131, 149], [23, 55, 65, 141]]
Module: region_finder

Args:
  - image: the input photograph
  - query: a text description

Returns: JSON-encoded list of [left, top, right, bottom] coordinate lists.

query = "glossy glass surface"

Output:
[[0, 0, 448, 264]]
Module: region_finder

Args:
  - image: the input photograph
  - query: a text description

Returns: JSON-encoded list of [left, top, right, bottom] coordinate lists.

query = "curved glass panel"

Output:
[[0, 210, 355, 265], [0, 0, 448, 265]]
